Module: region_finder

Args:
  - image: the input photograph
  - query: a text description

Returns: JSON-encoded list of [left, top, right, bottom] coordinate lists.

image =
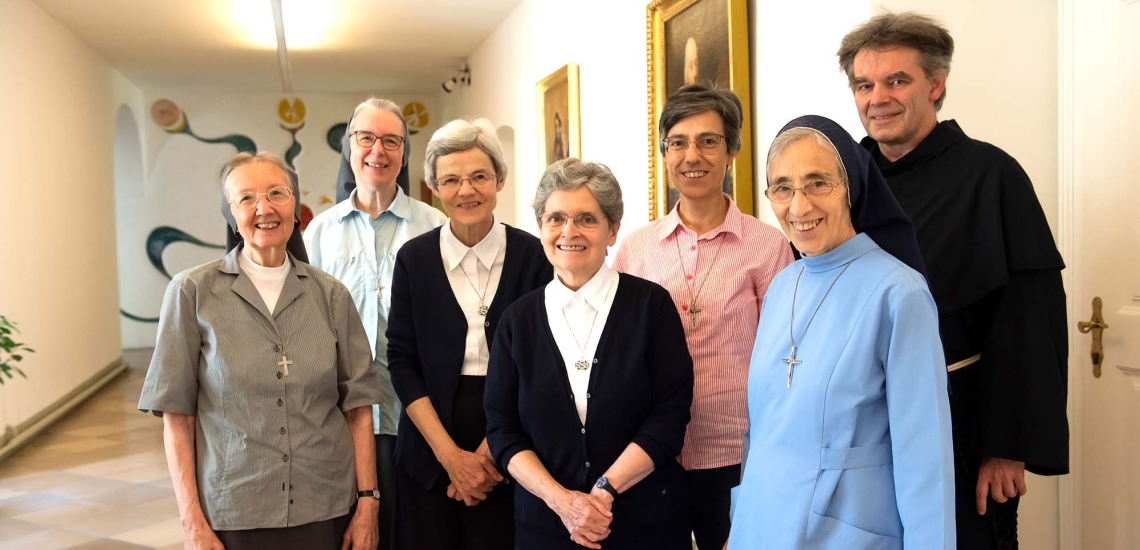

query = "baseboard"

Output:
[[0, 356, 128, 461]]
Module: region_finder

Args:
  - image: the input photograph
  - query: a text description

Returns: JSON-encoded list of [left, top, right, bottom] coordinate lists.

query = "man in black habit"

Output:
[[838, 12, 1069, 549]]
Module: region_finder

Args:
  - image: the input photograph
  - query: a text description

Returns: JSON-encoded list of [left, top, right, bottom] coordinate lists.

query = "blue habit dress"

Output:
[[729, 233, 954, 549]]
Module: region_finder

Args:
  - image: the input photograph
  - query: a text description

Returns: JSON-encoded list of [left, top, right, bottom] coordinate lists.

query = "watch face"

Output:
[[596, 477, 607, 489]]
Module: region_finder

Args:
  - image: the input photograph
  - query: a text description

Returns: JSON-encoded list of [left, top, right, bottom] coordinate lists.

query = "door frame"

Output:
[[1056, 1, 1078, 548]]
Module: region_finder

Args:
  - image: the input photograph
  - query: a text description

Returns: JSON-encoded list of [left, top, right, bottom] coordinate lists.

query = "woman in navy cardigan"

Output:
[[485, 158, 694, 549], [387, 118, 552, 549]]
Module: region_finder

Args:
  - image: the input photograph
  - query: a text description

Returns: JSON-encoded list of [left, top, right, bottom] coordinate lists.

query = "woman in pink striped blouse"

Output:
[[613, 84, 793, 550]]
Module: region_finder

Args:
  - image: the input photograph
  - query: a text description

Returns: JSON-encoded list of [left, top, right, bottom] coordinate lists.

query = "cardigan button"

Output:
[[484, 321, 490, 327], [585, 462, 590, 468], [277, 372, 283, 379], [580, 428, 586, 434]]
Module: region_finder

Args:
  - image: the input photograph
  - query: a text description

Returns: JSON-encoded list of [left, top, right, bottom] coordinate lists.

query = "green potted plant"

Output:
[[0, 315, 34, 384]]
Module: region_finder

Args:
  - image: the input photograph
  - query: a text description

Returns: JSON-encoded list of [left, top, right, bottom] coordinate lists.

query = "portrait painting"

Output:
[[536, 63, 581, 171], [648, 0, 753, 219]]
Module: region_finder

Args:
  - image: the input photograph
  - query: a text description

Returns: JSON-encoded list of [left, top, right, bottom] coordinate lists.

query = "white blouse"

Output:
[[544, 265, 619, 425], [440, 220, 506, 376]]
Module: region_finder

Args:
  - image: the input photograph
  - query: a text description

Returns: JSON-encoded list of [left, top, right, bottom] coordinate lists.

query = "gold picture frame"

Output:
[[647, 0, 753, 220], [536, 63, 582, 171]]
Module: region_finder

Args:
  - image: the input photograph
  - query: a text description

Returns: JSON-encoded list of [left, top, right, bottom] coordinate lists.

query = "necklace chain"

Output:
[[375, 215, 401, 298], [457, 245, 500, 316], [673, 231, 726, 327], [785, 259, 856, 388]]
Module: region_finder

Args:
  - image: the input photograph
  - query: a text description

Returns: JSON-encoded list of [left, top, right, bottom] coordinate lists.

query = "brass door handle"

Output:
[[1077, 296, 1109, 377]]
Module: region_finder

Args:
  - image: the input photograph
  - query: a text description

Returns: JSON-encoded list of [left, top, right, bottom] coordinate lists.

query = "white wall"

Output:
[[116, 91, 440, 348], [0, 0, 133, 432]]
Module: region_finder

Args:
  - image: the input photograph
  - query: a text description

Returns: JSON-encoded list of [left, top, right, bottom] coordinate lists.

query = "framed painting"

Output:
[[536, 63, 581, 171], [647, 0, 753, 219]]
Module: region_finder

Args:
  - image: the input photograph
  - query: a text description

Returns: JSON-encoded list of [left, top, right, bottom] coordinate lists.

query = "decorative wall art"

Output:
[[536, 63, 581, 171], [647, 0, 753, 219]]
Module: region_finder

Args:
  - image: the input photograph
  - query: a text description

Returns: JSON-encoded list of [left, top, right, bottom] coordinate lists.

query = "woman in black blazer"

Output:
[[387, 118, 551, 550], [485, 158, 694, 550]]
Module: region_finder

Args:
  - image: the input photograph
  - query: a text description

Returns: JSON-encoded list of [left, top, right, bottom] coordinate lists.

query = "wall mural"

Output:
[[123, 98, 431, 325]]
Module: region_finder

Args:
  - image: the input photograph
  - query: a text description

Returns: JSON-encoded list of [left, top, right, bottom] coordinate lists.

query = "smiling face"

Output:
[[226, 161, 296, 259], [664, 109, 737, 204], [851, 46, 944, 161], [767, 137, 856, 257], [431, 147, 503, 228], [349, 107, 405, 192], [539, 186, 620, 290]]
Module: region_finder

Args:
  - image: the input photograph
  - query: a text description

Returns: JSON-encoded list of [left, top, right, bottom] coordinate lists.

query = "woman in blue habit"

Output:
[[728, 115, 954, 549]]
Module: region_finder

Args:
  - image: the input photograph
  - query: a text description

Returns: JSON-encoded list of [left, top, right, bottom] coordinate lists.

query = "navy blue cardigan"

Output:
[[485, 273, 694, 545], [387, 224, 552, 491]]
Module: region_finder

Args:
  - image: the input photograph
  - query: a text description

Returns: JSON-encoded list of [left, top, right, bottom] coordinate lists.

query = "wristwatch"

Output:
[[595, 476, 619, 499], [357, 488, 380, 501]]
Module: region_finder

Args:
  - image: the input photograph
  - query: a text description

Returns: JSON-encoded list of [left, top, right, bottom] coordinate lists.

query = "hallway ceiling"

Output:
[[31, 0, 522, 93]]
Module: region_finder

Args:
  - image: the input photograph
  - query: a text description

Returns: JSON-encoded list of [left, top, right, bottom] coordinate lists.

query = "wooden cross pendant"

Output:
[[782, 346, 802, 388], [689, 303, 701, 327], [278, 354, 293, 377]]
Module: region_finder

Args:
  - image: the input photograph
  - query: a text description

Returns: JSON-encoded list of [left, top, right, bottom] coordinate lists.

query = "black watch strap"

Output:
[[357, 488, 380, 500], [595, 476, 619, 499]]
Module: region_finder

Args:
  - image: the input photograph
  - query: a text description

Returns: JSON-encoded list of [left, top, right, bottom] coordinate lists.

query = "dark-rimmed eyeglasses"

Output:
[[351, 131, 405, 151], [662, 133, 726, 154], [435, 172, 497, 190], [763, 180, 840, 203], [229, 186, 294, 210]]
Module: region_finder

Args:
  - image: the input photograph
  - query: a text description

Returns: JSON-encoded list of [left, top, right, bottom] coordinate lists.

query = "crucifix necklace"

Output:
[[673, 231, 725, 327], [457, 247, 500, 316], [374, 216, 401, 300], [785, 259, 855, 388]]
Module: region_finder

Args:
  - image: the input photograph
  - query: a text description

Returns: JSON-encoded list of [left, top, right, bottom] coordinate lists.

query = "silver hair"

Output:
[[423, 118, 508, 189], [346, 96, 410, 168], [766, 127, 851, 206], [532, 158, 624, 224]]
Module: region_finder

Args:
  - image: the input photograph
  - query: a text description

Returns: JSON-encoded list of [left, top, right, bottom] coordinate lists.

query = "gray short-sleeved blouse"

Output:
[[138, 248, 381, 530]]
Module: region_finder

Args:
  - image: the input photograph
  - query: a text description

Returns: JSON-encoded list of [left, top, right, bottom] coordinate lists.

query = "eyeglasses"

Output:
[[351, 131, 405, 151], [763, 180, 840, 203], [662, 133, 726, 154], [229, 186, 294, 210], [539, 211, 605, 231], [435, 172, 498, 190]]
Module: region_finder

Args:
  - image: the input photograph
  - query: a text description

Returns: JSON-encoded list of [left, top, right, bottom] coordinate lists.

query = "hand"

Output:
[[975, 457, 1027, 515], [446, 482, 483, 507], [588, 485, 615, 514], [183, 521, 224, 550], [550, 489, 612, 549], [339, 498, 379, 550], [440, 445, 503, 503]]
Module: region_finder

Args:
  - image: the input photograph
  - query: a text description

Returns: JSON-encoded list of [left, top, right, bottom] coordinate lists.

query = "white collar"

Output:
[[441, 218, 505, 272], [549, 264, 616, 311]]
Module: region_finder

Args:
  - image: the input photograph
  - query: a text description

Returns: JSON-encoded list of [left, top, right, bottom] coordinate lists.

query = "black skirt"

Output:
[[215, 509, 353, 550]]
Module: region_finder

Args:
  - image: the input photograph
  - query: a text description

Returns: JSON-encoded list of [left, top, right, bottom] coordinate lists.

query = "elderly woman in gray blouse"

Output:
[[139, 152, 382, 550]]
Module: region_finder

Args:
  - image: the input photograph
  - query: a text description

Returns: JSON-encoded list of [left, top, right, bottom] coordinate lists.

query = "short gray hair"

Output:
[[532, 158, 624, 224], [766, 127, 850, 204], [423, 118, 508, 189], [658, 84, 743, 156], [347, 96, 410, 168], [837, 11, 954, 110]]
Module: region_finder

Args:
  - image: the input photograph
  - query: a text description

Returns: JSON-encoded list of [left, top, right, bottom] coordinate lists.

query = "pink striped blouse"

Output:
[[614, 198, 793, 470]]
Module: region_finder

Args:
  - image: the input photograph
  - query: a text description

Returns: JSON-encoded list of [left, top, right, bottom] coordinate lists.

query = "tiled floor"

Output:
[[0, 349, 184, 550]]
